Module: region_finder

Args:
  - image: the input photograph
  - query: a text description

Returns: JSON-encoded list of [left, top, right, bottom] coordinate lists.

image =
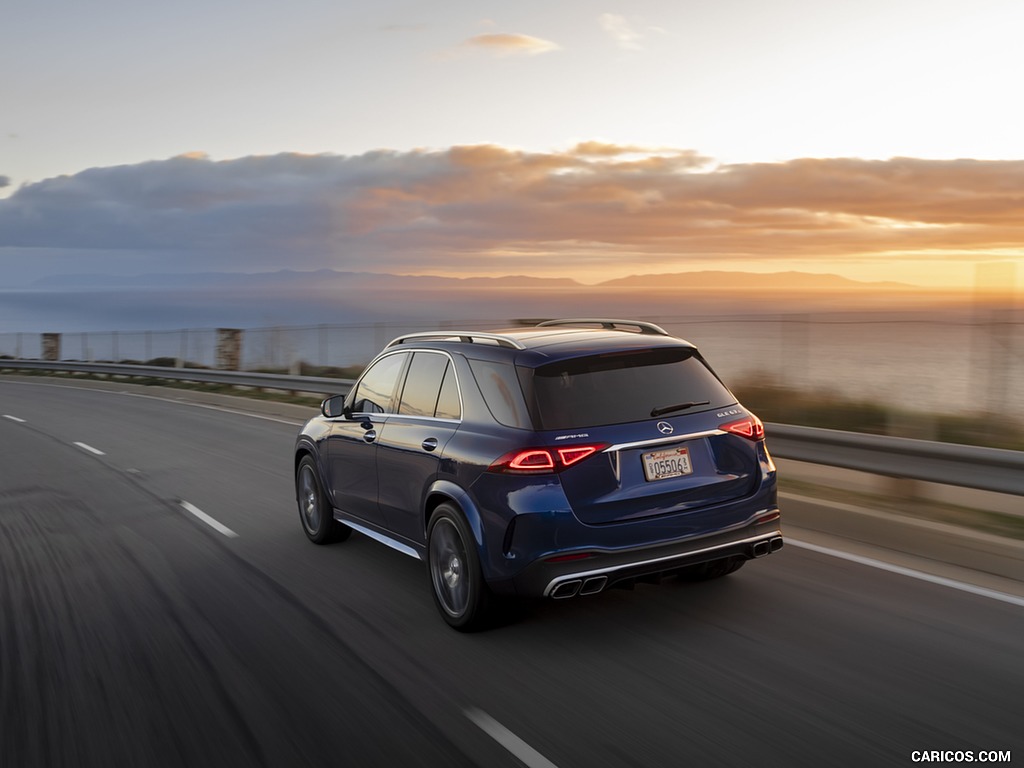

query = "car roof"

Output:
[[384, 321, 697, 368]]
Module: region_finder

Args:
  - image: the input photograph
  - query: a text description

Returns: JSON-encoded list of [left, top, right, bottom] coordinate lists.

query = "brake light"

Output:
[[721, 415, 765, 440], [509, 450, 555, 471], [489, 443, 608, 473]]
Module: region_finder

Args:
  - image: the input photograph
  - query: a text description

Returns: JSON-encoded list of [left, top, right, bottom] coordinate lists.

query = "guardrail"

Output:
[[765, 423, 1024, 496], [3, 359, 1021, 496], [0, 360, 355, 396]]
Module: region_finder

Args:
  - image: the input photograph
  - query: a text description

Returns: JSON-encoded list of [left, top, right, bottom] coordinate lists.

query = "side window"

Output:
[[351, 352, 408, 414], [398, 352, 449, 417], [468, 359, 531, 428], [434, 362, 461, 420]]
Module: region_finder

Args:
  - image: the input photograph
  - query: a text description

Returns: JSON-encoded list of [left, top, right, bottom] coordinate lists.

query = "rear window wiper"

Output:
[[650, 400, 710, 418]]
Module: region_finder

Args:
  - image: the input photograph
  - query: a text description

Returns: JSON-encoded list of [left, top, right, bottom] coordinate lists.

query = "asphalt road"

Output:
[[2, 378, 1023, 767]]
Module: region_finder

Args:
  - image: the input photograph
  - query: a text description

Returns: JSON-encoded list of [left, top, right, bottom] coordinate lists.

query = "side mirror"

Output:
[[321, 395, 348, 419]]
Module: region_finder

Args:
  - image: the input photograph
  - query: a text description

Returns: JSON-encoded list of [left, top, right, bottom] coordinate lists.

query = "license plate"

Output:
[[642, 446, 693, 481]]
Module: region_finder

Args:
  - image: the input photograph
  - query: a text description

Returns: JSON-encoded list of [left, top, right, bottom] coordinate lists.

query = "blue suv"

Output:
[[294, 319, 781, 630]]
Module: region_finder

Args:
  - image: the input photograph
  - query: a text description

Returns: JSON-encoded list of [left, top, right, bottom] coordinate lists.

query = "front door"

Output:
[[325, 350, 408, 526]]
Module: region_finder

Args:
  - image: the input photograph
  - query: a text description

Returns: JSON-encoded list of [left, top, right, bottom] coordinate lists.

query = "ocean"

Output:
[[2, 298, 1021, 421]]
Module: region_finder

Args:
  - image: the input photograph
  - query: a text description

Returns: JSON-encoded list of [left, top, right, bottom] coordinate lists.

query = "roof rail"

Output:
[[535, 318, 670, 336], [385, 331, 526, 350]]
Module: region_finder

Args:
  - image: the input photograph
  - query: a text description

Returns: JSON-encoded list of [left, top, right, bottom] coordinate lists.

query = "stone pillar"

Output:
[[216, 328, 243, 370], [41, 333, 61, 361]]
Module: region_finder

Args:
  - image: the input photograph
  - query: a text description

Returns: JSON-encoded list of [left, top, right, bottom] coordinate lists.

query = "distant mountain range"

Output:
[[596, 270, 913, 290], [31, 269, 917, 292], [5, 268, 984, 335]]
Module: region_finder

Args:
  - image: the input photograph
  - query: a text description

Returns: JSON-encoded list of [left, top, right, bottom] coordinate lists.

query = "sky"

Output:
[[2, 0, 1023, 290]]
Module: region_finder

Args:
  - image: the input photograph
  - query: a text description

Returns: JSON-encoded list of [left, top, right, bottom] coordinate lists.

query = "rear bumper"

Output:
[[490, 508, 782, 598]]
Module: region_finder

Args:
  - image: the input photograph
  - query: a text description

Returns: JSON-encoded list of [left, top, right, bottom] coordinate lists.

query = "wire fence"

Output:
[[2, 311, 1022, 420]]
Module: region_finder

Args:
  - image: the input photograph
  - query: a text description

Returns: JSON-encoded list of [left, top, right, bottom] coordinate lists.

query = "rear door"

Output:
[[554, 416, 762, 525], [375, 351, 462, 543]]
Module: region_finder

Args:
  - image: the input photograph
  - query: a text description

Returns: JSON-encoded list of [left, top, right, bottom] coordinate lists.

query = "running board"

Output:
[[334, 514, 422, 560]]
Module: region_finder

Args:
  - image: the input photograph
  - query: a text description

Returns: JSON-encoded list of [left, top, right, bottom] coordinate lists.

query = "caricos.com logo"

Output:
[[911, 751, 1011, 763]]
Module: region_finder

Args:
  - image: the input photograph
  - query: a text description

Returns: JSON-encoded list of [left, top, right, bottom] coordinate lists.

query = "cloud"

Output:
[[464, 33, 561, 56], [599, 14, 643, 50], [571, 141, 654, 157], [2, 147, 1022, 281], [0, 175, 10, 188]]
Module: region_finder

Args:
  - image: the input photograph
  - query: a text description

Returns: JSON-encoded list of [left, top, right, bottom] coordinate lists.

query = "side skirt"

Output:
[[333, 511, 423, 560]]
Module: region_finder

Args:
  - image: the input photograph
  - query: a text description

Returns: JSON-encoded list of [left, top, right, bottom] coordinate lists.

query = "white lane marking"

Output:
[[73, 442, 106, 455], [0, 379, 308, 426], [180, 501, 239, 538], [787, 538, 1024, 609], [123, 394, 305, 426], [465, 709, 561, 768], [3, 414, 27, 422]]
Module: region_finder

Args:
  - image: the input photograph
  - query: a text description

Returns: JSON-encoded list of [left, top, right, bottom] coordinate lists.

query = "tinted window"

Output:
[[468, 359, 531, 428], [526, 347, 735, 430], [435, 362, 461, 420], [399, 352, 450, 417], [351, 352, 407, 414]]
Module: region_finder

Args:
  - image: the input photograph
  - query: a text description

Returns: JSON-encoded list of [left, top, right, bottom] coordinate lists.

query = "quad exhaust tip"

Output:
[[551, 575, 608, 599], [551, 580, 582, 599], [751, 536, 784, 559]]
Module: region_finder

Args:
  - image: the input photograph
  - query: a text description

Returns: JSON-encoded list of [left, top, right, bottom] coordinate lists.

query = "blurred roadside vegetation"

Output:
[[778, 476, 1024, 540], [732, 379, 1024, 452]]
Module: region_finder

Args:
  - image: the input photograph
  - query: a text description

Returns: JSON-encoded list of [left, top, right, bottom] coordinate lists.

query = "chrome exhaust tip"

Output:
[[751, 540, 770, 558], [579, 576, 608, 596], [551, 580, 582, 599], [769, 536, 784, 553]]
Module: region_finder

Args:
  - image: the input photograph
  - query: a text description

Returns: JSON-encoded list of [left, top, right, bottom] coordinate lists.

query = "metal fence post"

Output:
[[178, 329, 188, 367]]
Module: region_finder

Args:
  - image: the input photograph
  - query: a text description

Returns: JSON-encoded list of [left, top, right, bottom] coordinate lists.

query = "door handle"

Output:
[[421, 437, 439, 452], [362, 429, 377, 444]]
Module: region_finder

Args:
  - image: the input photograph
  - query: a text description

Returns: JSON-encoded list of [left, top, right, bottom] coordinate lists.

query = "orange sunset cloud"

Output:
[[464, 33, 561, 57], [2, 144, 1021, 289]]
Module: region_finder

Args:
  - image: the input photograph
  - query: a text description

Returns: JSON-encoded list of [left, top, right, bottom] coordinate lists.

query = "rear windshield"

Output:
[[523, 347, 735, 430]]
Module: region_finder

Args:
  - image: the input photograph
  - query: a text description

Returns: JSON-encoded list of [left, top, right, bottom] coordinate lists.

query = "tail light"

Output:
[[721, 415, 765, 440], [489, 443, 608, 474]]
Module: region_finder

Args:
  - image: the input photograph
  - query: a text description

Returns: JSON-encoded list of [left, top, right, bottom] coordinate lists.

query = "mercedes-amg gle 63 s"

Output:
[[294, 319, 782, 630]]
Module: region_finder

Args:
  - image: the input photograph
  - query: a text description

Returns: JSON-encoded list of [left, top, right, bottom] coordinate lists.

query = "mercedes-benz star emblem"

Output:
[[657, 421, 674, 435]]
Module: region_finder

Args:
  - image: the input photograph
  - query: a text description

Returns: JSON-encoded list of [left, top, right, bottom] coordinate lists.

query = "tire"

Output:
[[676, 556, 745, 582], [427, 503, 492, 631], [296, 455, 350, 544]]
